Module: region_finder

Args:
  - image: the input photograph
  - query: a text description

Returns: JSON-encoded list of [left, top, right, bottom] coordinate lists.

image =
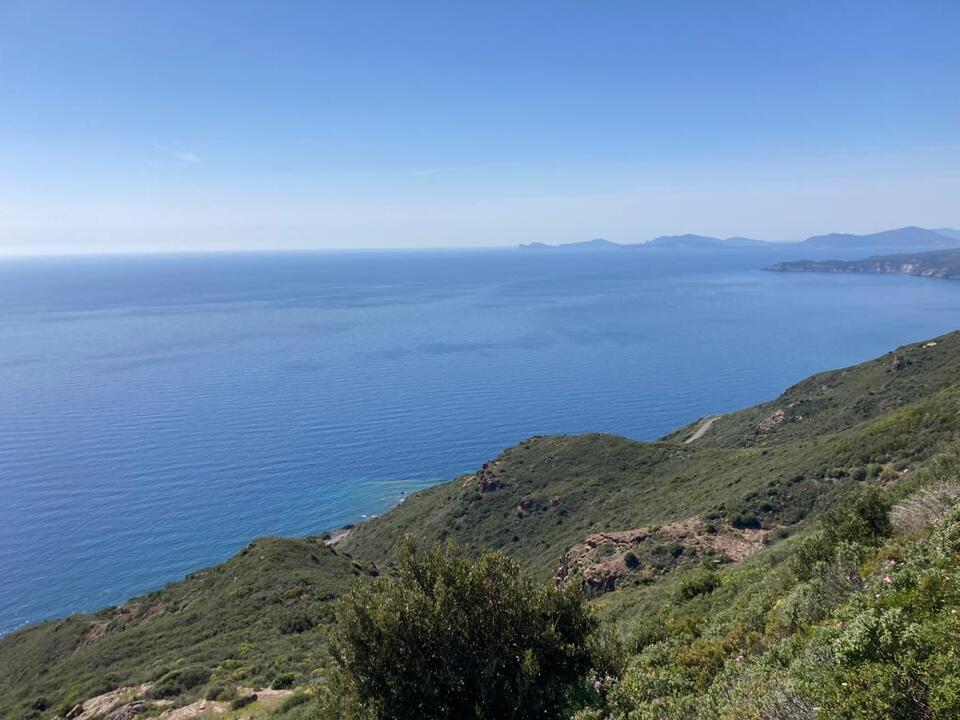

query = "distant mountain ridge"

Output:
[[934, 228, 960, 241], [519, 235, 769, 250], [519, 238, 621, 251], [520, 226, 960, 251], [800, 226, 960, 248], [645, 234, 768, 248]]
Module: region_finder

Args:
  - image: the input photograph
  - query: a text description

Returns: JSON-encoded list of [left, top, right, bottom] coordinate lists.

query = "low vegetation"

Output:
[[3, 332, 960, 719], [573, 469, 960, 719], [0, 538, 372, 718]]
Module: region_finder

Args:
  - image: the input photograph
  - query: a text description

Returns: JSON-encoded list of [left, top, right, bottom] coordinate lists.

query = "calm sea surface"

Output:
[[2, 247, 960, 634]]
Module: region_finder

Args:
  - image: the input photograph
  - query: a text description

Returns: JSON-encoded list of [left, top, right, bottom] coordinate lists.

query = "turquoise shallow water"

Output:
[[2, 246, 960, 634]]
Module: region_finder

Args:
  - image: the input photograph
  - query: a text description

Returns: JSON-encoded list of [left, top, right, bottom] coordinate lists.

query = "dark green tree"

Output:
[[323, 537, 604, 720]]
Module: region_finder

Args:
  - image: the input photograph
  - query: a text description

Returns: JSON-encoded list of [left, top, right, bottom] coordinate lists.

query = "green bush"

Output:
[[204, 682, 236, 701], [148, 666, 210, 698], [323, 537, 601, 720], [827, 487, 892, 546], [277, 691, 312, 713], [790, 487, 893, 580], [730, 513, 761, 529], [278, 609, 315, 635], [271, 672, 296, 690], [676, 571, 719, 601], [229, 693, 257, 710]]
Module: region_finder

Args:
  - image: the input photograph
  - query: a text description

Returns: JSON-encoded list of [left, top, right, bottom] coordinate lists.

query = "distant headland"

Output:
[[766, 247, 960, 280], [520, 226, 960, 252]]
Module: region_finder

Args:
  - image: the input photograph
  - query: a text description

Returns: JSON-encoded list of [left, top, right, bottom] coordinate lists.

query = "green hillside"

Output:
[[3, 332, 960, 719], [342, 332, 960, 577], [0, 539, 374, 719]]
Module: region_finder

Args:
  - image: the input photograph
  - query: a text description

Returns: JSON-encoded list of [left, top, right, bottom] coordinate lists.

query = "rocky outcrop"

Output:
[[64, 685, 155, 720], [758, 408, 785, 432], [556, 517, 769, 594], [157, 698, 228, 719], [60, 685, 293, 720], [463, 459, 506, 493], [104, 703, 148, 720]]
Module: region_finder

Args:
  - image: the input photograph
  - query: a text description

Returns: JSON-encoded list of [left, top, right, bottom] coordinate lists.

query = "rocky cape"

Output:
[[766, 248, 960, 280]]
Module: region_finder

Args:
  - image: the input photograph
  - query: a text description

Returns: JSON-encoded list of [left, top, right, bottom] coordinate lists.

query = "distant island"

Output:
[[519, 235, 770, 250], [519, 238, 624, 251], [520, 225, 960, 251], [645, 234, 768, 248], [766, 248, 960, 280]]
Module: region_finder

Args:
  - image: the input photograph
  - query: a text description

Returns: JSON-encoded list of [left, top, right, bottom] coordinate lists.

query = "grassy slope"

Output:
[[571, 448, 960, 719], [0, 538, 373, 718], [3, 331, 960, 718]]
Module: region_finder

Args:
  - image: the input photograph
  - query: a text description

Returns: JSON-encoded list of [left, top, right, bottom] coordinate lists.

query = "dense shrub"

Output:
[[230, 693, 258, 710], [278, 609, 316, 635], [277, 691, 312, 713], [675, 570, 719, 601], [828, 487, 892, 546], [322, 537, 604, 720], [148, 666, 210, 698], [578, 481, 960, 720], [730, 513, 761, 529], [30, 698, 49, 711], [271, 672, 296, 690], [790, 487, 893, 580], [204, 683, 236, 701]]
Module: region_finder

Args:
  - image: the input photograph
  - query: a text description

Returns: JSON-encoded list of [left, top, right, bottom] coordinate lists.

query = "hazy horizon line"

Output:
[[1, 223, 956, 260]]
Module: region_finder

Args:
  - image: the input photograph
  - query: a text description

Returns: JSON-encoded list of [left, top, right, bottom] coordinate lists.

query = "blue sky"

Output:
[[1, 0, 958, 253]]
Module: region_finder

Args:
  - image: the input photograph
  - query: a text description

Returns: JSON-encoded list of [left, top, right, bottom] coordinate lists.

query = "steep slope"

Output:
[[0, 538, 373, 719], [574, 454, 960, 719], [3, 332, 960, 719], [664, 330, 960, 447], [342, 333, 960, 578]]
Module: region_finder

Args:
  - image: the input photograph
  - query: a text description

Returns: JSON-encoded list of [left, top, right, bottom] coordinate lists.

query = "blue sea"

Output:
[[3, 246, 960, 635]]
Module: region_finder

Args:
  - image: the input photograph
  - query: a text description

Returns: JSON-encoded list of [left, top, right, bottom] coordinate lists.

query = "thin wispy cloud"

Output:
[[172, 151, 200, 164], [149, 142, 201, 167], [401, 161, 516, 177], [407, 168, 446, 176]]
